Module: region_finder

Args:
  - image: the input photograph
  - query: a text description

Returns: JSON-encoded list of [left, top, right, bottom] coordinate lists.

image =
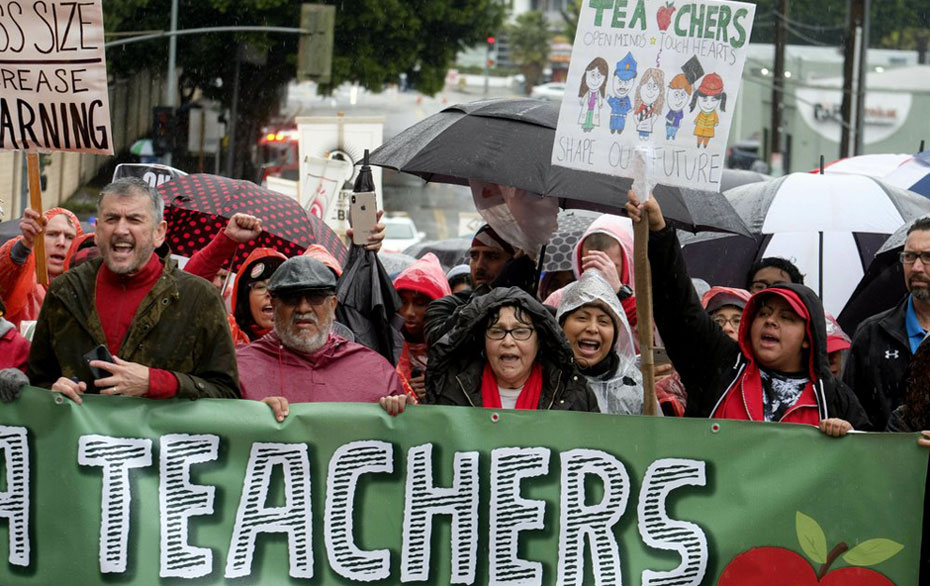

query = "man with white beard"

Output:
[[236, 256, 405, 421]]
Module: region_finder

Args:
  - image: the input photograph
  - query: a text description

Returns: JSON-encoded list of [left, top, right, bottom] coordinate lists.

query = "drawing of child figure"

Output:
[[665, 74, 693, 141], [690, 73, 726, 148], [578, 57, 609, 132], [633, 68, 665, 141], [606, 52, 637, 135]]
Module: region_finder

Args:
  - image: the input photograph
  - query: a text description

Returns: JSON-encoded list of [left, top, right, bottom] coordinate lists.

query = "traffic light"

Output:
[[298, 4, 335, 84], [487, 36, 495, 44]]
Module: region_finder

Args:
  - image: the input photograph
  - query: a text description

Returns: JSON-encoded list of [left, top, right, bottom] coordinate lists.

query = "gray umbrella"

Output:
[[403, 238, 472, 270], [378, 251, 417, 277], [720, 169, 770, 192], [543, 209, 600, 272], [370, 98, 750, 236]]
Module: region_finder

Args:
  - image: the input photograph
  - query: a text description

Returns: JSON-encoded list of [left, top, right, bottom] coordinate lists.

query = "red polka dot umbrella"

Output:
[[157, 174, 346, 270]]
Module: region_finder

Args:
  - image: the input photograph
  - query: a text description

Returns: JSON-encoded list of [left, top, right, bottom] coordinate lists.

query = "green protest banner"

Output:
[[0, 387, 923, 584]]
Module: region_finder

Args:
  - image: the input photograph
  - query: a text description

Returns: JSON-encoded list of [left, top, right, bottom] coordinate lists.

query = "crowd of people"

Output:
[[2, 175, 930, 568], [2, 177, 930, 436]]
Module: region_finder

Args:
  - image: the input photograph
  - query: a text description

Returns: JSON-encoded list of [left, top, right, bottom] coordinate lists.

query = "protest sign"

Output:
[[112, 163, 188, 188], [0, 388, 923, 584], [0, 0, 112, 154], [553, 0, 755, 191]]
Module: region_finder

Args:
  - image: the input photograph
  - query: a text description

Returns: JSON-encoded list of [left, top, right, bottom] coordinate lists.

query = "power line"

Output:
[[785, 23, 837, 47], [771, 11, 845, 31]]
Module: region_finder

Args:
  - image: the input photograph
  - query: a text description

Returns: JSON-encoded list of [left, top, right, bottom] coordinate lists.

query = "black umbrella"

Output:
[[335, 155, 404, 365], [837, 217, 921, 334], [370, 98, 750, 236]]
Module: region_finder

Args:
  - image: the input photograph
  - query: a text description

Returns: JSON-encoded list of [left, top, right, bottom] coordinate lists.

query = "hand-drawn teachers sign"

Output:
[[0, 388, 923, 584], [0, 0, 112, 154], [553, 0, 754, 191]]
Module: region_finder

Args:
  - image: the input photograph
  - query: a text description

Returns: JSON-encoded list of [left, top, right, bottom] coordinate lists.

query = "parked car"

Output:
[[726, 138, 761, 170], [382, 216, 425, 253], [530, 82, 566, 101]]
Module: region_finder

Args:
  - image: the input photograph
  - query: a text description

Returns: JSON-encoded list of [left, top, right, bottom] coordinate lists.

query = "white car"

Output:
[[382, 216, 425, 253], [530, 82, 566, 101]]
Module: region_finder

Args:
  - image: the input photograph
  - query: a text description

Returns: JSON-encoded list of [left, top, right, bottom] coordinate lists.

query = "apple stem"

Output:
[[817, 542, 849, 579]]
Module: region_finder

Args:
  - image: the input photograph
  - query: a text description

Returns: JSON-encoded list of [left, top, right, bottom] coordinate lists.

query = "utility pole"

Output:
[[770, 0, 788, 175], [841, 0, 869, 157], [164, 0, 179, 166]]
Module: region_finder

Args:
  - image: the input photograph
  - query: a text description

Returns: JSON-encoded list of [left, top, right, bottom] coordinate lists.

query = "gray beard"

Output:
[[275, 310, 332, 353], [911, 286, 930, 302]]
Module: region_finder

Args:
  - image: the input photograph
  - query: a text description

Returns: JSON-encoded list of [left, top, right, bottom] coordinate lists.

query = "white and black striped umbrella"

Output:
[[680, 172, 930, 317]]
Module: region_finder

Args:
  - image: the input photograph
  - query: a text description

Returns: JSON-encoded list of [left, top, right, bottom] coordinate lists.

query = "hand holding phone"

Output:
[[83, 344, 115, 382], [349, 192, 378, 246]]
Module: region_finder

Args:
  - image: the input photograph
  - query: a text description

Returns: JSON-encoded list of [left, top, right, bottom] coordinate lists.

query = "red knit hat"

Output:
[[697, 73, 724, 96]]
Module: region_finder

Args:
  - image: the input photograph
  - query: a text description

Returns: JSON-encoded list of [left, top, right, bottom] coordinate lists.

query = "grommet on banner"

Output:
[[54, 395, 65, 405], [491, 413, 500, 423], [711, 423, 720, 433]]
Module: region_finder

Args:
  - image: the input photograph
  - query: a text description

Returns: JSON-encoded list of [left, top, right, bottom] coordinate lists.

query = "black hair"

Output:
[[448, 272, 472, 290], [688, 90, 727, 113], [746, 257, 805, 288], [0, 296, 5, 315], [906, 217, 930, 236]]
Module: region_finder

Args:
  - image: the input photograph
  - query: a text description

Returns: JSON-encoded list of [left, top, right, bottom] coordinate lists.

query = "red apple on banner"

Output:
[[718, 548, 894, 585], [656, 2, 676, 31], [717, 512, 902, 585]]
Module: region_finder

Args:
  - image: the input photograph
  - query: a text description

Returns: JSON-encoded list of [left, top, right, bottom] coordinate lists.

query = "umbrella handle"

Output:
[[533, 244, 547, 296]]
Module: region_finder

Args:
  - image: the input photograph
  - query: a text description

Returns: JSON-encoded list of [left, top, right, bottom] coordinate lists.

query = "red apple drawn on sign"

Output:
[[656, 2, 676, 31], [717, 512, 902, 585]]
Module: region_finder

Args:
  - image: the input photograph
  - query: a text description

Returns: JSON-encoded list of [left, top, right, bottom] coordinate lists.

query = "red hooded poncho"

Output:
[[0, 208, 82, 327], [392, 253, 451, 380]]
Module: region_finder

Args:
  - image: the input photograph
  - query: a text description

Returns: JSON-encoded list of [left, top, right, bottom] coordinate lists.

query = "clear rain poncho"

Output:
[[556, 270, 657, 415]]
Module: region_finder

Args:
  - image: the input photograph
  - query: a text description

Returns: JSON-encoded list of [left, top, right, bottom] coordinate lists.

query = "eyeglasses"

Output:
[[900, 251, 930, 265], [249, 281, 270, 295], [273, 291, 332, 306], [712, 315, 741, 329], [485, 326, 535, 341]]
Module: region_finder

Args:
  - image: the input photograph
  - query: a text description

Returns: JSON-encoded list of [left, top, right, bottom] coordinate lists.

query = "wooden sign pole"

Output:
[[26, 154, 48, 286], [633, 203, 657, 416]]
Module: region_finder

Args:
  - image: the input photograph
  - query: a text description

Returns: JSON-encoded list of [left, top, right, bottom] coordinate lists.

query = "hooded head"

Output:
[[738, 284, 829, 381], [702, 286, 751, 342], [42, 208, 83, 278], [393, 253, 452, 339], [556, 270, 636, 369], [232, 248, 287, 341], [67, 232, 99, 268], [303, 244, 343, 278], [825, 311, 851, 377], [572, 214, 634, 284]]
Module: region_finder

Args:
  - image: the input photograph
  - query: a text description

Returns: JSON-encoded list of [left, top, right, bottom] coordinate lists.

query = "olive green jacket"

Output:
[[27, 256, 239, 399]]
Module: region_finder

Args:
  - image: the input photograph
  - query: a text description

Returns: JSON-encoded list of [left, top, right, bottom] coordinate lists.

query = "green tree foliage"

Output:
[[508, 11, 551, 94], [103, 0, 504, 176], [561, 0, 582, 42]]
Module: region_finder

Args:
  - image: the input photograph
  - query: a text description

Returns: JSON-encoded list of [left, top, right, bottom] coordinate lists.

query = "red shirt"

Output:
[[95, 253, 178, 399]]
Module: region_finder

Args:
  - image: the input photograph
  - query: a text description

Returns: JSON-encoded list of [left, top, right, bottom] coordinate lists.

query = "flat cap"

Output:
[[268, 256, 337, 294]]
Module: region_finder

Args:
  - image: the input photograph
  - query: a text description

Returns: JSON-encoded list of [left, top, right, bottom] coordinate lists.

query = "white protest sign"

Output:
[[0, 0, 113, 154], [553, 0, 754, 191]]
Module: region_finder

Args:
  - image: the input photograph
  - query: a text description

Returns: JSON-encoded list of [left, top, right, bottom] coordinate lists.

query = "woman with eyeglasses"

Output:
[[422, 286, 599, 411], [229, 249, 287, 345]]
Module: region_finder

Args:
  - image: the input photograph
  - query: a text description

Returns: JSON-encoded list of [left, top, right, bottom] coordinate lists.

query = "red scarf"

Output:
[[480, 363, 543, 410]]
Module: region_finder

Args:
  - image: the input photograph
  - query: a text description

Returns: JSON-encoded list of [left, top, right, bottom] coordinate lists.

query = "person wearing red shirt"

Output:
[[27, 178, 238, 402]]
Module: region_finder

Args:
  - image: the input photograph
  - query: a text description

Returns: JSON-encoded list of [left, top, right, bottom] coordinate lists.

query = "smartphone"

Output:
[[653, 346, 671, 366], [83, 344, 115, 382], [349, 192, 378, 246]]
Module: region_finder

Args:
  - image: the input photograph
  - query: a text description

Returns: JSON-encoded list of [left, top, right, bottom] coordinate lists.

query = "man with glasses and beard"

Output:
[[845, 218, 930, 429], [236, 256, 405, 422]]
